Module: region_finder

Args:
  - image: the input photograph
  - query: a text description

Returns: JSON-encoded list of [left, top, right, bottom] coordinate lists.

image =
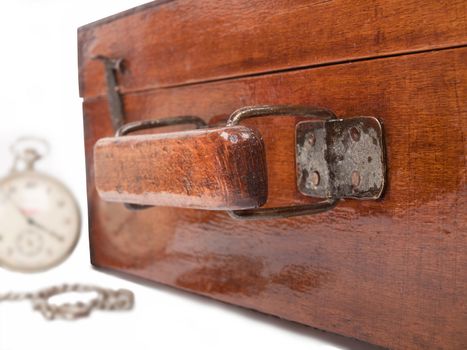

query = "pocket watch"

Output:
[[0, 137, 81, 272]]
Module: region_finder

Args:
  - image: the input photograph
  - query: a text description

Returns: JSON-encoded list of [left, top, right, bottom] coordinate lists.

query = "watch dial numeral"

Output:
[[25, 181, 37, 189]]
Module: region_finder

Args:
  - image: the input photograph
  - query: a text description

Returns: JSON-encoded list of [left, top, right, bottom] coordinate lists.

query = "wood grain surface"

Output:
[[94, 126, 268, 210], [78, 0, 467, 98], [82, 47, 467, 350]]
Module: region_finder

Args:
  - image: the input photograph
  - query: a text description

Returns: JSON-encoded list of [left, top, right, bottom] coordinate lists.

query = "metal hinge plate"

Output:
[[296, 117, 386, 200]]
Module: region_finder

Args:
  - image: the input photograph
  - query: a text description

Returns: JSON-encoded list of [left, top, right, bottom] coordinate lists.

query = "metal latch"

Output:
[[296, 117, 386, 200]]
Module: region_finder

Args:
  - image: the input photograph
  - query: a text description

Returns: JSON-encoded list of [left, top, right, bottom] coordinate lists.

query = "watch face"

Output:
[[0, 171, 80, 272]]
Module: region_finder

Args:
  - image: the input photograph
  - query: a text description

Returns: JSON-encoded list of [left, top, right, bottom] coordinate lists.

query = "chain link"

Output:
[[0, 284, 134, 320]]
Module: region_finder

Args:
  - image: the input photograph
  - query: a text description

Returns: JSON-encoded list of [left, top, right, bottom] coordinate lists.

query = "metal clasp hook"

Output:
[[93, 55, 125, 130]]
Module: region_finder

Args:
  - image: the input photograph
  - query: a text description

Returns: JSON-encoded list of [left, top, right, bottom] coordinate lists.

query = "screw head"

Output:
[[351, 171, 361, 187], [307, 133, 316, 146], [349, 127, 360, 142], [310, 171, 320, 187]]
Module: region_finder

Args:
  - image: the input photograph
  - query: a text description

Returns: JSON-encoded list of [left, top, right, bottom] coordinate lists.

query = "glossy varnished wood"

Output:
[[83, 48, 467, 350], [94, 126, 268, 210], [78, 0, 467, 98]]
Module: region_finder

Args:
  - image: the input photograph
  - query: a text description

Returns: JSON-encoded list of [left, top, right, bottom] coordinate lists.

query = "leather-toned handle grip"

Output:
[[94, 126, 268, 210]]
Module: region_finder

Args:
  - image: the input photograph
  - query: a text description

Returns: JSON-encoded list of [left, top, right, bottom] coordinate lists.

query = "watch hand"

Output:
[[0, 189, 64, 242], [25, 217, 64, 242]]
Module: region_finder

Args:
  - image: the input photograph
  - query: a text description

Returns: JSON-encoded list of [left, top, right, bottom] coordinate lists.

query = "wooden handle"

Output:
[[94, 126, 268, 210]]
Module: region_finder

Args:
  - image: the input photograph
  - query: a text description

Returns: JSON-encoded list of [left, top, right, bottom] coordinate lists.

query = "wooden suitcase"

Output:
[[78, 1, 467, 349]]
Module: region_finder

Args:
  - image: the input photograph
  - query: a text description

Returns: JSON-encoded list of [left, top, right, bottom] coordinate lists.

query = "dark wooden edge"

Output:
[[78, 0, 174, 32]]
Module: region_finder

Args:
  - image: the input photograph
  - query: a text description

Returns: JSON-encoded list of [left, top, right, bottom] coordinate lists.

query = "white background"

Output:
[[0, 1, 378, 349]]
